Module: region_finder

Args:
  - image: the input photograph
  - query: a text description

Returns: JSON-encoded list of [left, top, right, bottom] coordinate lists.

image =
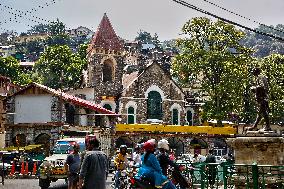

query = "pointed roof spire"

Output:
[[90, 13, 123, 51]]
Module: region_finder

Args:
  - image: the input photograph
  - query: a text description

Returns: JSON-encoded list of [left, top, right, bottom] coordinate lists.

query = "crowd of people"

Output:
[[64, 137, 234, 189], [112, 139, 189, 189]]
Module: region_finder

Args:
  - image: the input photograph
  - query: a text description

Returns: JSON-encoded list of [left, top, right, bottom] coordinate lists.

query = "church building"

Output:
[[74, 13, 195, 126]]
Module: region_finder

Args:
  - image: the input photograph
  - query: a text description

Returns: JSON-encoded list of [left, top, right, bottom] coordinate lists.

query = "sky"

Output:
[[1, 0, 284, 41]]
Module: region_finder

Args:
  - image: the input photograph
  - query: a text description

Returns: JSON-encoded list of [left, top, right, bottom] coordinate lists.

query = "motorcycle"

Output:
[[128, 167, 186, 189], [129, 176, 157, 189], [111, 169, 131, 189]]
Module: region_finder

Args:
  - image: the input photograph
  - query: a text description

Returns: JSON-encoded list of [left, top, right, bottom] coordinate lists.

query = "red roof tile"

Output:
[[12, 83, 116, 115], [89, 13, 123, 51]]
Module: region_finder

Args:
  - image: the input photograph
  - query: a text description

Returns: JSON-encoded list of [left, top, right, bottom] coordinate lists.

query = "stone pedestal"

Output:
[[227, 133, 284, 188], [228, 133, 284, 165]]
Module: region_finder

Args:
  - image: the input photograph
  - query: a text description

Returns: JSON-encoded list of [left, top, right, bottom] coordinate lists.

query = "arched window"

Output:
[[127, 106, 135, 124], [186, 110, 193, 126], [147, 91, 162, 120], [172, 109, 179, 125], [103, 104, 112, 111], [102, 59, 114, 82]]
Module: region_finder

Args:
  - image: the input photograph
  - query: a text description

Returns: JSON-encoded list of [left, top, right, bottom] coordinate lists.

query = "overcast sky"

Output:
[[1, 0, 284, 40]]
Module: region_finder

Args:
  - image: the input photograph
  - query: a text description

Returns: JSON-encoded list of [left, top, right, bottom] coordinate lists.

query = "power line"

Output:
[[0, 8, 34, 29], [0, 9, 43, 25], [172, 0, 284, 42], [0, 0, 63, 32], [200, 0, 284, 36], [0, 1, 54, 25]]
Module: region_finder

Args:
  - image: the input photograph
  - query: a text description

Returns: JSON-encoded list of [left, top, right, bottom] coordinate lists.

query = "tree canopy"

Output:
[[46, 19, 70, 46], [259, 54, 284, 124], [27, 23, 49, 35], [0, 56, 31, 85], [173, 17, 254, 124], [34, 45, 87, 89]]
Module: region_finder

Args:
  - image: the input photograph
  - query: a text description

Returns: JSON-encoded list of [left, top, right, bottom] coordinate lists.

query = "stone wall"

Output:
[[87, 50, 125, 100], [120, 63, 185, 124], [228, 135, 284, 165], [4, 124, 61, 149]]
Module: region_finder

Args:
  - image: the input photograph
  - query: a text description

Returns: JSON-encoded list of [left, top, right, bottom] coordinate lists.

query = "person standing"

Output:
[[64, 144, 81, 189], [205, 149, 217, 188], [78, 138, 108, 189]]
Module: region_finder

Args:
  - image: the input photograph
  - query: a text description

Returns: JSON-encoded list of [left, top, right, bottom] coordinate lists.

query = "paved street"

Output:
[[0, 174, 114, 189]]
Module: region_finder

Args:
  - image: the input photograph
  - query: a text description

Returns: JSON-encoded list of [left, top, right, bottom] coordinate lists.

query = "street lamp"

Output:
[[185, 91, 197, 106]]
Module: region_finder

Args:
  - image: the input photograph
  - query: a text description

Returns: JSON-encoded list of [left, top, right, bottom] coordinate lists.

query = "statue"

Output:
[[246, 67, 271, 132]]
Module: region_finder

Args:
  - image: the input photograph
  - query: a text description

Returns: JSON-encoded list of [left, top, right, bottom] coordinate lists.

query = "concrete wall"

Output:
[[14, 95, 52, 123]]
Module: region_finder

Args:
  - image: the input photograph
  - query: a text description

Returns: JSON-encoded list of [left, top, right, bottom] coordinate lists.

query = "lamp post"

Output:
[[185, 91, 197, 126]]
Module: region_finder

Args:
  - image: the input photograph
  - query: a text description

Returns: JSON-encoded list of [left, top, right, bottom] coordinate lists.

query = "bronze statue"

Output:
[[247, 67, 271, 131]]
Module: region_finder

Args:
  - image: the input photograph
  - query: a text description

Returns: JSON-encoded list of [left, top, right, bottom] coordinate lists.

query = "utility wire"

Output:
[[0, 2, 53, 25], [0, 9, 42, 25], [172, 0, 284, 42], [200, 0, 284, 36], [0, 8, 34, 28], [0, 0, 65, 32]]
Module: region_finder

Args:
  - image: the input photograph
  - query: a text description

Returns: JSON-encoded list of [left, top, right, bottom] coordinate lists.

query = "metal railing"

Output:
[[176, 161, 284, 189]]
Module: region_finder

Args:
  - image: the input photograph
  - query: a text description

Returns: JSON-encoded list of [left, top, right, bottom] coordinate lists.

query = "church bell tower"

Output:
[[86, 13, 125, 111]]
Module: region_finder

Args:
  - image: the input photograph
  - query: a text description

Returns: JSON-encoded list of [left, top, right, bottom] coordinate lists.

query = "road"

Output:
[[0, 174, 114, 189]]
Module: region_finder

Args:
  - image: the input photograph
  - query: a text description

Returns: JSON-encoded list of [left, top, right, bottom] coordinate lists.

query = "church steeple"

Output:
[[86, 14, 125, 107], [90, 13, 123, 51]]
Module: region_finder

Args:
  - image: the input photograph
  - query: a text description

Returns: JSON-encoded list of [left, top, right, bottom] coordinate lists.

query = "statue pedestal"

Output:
[[228, 132, 284, 165], [227, 133, 284, 188]]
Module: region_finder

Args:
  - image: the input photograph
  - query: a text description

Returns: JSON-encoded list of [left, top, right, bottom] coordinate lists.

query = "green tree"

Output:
[[135, 30, 153, 44], [0, 56, 31, 85], [34, 45, 87, 89], [26, 39, 45, 59], [172, 17, 254, 125], [46, 19, 70, 46], [27, 23, 49, 35], [0, 31, 17, 45], [259, 54, 284, 124]]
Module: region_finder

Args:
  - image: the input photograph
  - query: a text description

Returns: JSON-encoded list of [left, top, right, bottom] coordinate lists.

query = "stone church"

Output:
[[76, 13, 195, 126]]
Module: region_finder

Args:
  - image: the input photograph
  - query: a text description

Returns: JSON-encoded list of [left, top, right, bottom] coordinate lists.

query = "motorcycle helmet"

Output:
[[148, 139, 156, 145], [158, 139, 169, 151], [143, 139, 155, 152]]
